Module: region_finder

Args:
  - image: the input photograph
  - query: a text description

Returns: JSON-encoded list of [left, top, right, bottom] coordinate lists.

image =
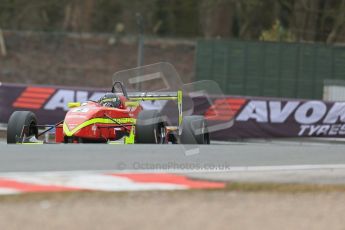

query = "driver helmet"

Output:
[[99, 93, 121, 108]]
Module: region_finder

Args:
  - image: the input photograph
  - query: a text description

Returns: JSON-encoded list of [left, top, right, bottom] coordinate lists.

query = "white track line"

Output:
[[0, 164, 345, 176], [219, 164, 345, 172]]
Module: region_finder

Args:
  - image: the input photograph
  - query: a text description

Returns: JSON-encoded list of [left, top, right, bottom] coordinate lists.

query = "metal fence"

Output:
[[195, 39, 345, 99]]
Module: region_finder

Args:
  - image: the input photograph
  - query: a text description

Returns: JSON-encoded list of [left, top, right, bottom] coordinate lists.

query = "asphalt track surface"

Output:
[[1, 140, 345, 184]]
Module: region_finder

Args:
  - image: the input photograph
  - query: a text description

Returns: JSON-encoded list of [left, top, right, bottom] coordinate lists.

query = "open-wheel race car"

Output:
[[7, 80, 210, 145]]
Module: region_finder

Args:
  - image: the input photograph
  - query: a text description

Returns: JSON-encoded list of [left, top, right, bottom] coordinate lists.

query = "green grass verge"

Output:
[[1, 182, 345, 203], [225, 182, 345, 193]]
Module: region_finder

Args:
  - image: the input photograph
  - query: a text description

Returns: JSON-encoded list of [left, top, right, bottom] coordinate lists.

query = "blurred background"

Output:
[[1, 0, 345, 99]]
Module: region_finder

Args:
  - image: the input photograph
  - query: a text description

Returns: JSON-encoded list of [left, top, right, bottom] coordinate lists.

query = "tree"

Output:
[[63, 0, 95, 32], [199, 0, 235, 38], [326, 0, 345, 43]]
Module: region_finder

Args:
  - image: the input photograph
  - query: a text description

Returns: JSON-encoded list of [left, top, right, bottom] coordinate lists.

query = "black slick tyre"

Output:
[[7, 111, 38, 144], [180, 115, 210, 144], [136, 110, 166, 144]]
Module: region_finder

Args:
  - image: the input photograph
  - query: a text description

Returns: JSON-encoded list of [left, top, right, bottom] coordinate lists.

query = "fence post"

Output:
[[136, 13, 144, 67], [0, 28, 7, 57]]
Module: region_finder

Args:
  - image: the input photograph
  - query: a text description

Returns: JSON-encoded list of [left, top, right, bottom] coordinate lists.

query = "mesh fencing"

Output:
[[196, 39, 345, 100]]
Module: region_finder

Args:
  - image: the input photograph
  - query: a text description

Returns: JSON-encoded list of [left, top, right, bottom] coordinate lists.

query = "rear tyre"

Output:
[[7, 111, 38, 144], [136, 110, 166, 144], [180, 116, 210, 144]]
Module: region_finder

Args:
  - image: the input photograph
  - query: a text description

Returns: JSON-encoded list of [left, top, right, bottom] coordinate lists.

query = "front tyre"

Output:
[[7, 111, 38, 144], [180, 116, 210, 144], [136, 110, 166, 144]]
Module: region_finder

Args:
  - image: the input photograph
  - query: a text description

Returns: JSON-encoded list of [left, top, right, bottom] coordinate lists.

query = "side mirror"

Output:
[[67, 102, 81, 108]]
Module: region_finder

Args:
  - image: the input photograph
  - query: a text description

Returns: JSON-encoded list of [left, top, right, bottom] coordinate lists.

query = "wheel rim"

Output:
[[201, 121, 205, 135], [22, 121, 37, 139], [28, 121, 37, 136], [154, 123, 166, 144], [200, 121, 209, 144], [200, 121, 206, 144]]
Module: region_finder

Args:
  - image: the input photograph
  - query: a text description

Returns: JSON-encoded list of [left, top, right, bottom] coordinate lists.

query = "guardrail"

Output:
[[0, 123, 7, 131]]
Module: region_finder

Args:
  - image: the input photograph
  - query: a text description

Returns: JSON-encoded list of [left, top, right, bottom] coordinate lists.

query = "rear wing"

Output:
[[128, 90, 183, 126]]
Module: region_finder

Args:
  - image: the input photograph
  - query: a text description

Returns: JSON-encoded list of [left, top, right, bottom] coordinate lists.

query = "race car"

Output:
[[6, 81, 210, 144]]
